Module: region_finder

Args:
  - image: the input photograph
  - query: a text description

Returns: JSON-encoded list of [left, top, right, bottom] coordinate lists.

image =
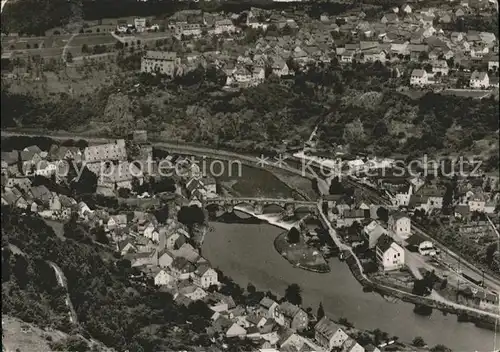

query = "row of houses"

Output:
[[410, 68, 499, 88], [390, 177, 498, 216]]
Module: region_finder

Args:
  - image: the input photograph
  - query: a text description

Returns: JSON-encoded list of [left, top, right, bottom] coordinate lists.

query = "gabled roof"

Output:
[[376, 234, 395, 253], [470, 70, 488, 80], [260, 297, 277, 309], [314, 317, 342, 339], [194, 263, 214, 277], [30, 185, 52, 203], [279, 302, 302, 318], [390, 211, 409, 221], [24, 145, 42, 154]]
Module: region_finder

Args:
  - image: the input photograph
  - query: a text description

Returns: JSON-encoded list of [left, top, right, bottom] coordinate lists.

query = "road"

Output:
[[62, 33, 79, 64], [1, 0, 8, 13], [48, 261, 78, 325], [2, 129, 499, 291]]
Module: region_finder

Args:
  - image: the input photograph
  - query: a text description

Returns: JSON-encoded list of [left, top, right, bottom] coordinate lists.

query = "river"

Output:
[[202, 215, 499, 352]]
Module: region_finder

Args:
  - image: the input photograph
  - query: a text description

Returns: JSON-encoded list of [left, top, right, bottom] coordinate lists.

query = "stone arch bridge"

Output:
[[204, 197, 319, 216]]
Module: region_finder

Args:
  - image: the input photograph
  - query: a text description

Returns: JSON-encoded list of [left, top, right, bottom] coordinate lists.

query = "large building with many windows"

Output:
[[140, 51, 178, 76]]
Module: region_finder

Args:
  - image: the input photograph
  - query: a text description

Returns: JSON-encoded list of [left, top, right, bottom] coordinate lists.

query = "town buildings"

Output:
[[141, 51, 179, 76], [376, 234, 405, 271]]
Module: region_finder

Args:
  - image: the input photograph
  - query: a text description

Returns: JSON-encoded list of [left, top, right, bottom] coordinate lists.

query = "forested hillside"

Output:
[[1, 207, 216, 351], [2, 62, 499, 162]]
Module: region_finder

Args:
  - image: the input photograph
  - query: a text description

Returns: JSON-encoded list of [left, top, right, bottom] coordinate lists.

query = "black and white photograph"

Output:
[[1, 0, 499, 351]]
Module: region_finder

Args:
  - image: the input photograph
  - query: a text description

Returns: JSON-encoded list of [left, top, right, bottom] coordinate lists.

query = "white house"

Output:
[[158, 249, 175, 268], [179, 285, 207, 301], [226, 323, 247, 338], [468, 193, 486, 212], [258, 297, 284, 325], [469, 71, 489, 89], [376, 234, 405, 271], [154, 269, 175, 286], [192, 265, 219, 289], [432, 60, 449, 75], [388, 212, 411, 239], [418, 241, 436, 256], [401, 4, 412, 13], [314, 317, 350, 350], [144, 223, 159, 242], [214, 19, 237, 35], [271, 58, 290, 77], [394, 183, 413, 207], [410, 69, 430, 86], [34, 161, 58, 177]]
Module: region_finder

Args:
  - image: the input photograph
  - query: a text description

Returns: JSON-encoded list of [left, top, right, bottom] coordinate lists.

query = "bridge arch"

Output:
[[261, 203, 286, 214], [294, 205, 316, 214], [233, 202, 256, 209]]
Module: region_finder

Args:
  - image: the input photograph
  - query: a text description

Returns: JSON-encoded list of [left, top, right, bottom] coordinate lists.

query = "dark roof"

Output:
[[343, 209, 368, 219], [416, 185, 445, 197], [376, 234, 394, 253], [390, 211, 409, 221]]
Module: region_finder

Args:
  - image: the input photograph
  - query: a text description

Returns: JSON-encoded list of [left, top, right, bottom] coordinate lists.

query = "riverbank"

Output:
[[345, 254, 500, 333]]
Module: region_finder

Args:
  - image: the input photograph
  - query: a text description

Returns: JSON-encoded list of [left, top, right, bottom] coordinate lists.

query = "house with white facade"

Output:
[[258, 297, 285, 325], [388, 212, 411, 239], [376, 234, 405, 271], [410, 69, 431, 86], [192, 264, 219, 289], [314, 317, 350, 350], [154, 269, 175, 286], [394, 183, 413, 207], [432, 60, 449, 75], [469, 71, 489, 89]]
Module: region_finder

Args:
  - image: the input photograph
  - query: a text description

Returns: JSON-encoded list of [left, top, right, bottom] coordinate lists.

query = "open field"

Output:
[[2, 315, 68, 352]]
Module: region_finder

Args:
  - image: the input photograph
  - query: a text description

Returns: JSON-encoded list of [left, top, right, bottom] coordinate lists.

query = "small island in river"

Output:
[[274, 226, 330, 273]]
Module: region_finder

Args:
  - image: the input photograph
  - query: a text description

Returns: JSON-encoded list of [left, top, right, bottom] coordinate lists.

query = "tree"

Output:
[[485, 243, 498, 267], [246, 283, 256, 294], [317, 302, 325, 320], [376, 207, 389, 222], [412, 336, 426, 347], [177, 205, 205, 228], [69, 166, 97, 195], [117, 187, 131, 198], [154, 204, 169, 224], [373, 120, 388, 138], [92, 225, 109, 245], [287, 227, 301, 244], [312, 178, 320, 195], [65, 51, 73, 63], [338, 317, 354, 328], [81, 44, 89, 54], [329, 177, 344, 195], [284, 284, 302, 305], [430, 344, 452, 352]]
